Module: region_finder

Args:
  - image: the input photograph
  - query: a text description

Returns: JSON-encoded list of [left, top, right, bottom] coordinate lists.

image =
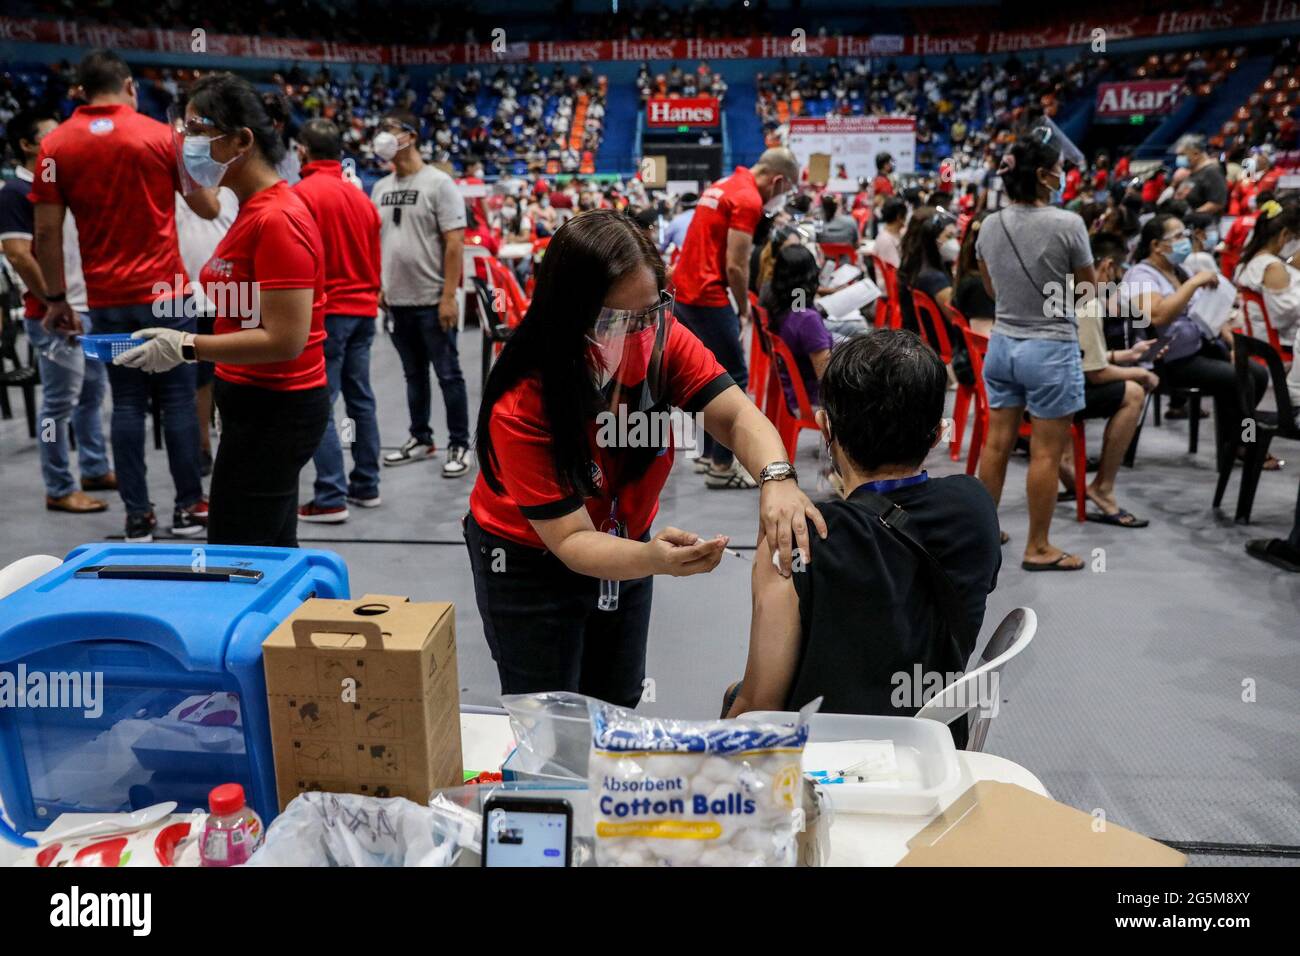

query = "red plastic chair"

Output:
[[868, 255, 901, 329], [818, 242, 859, 268], [909, 288, 956, 363], [960, 327, 1086, 522], [764, 332, 821, 461], [1239, 288, 1293, 362]]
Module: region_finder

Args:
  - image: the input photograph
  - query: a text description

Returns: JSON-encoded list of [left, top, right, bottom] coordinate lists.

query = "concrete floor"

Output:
[[0, 326, 1296, 863]]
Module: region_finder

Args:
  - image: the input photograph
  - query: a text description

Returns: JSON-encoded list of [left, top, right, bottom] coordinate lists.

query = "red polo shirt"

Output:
[[29, 103, 186, 309], [469, 321, 732, 548], [292, 160, 381, 318], [672, 166, 763, 308], [203, 182, 327, 391]]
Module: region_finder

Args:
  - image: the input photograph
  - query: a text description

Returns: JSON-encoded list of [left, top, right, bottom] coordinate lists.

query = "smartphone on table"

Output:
[[480, 795, 572, 867]]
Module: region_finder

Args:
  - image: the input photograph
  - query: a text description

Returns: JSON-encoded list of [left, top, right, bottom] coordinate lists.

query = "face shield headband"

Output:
[[585, 289, 675, 406]]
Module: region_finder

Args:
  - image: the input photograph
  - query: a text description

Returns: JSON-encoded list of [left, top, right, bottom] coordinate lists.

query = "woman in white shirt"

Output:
[[1235, 198, 1300, 343]]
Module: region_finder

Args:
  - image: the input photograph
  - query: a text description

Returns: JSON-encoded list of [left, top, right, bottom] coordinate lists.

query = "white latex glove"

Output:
[[114, 328, 191, 374]]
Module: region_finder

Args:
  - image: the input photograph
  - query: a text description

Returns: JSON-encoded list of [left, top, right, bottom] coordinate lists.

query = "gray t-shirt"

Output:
[[975, 204, 1092, 342], [371, 164, 467, 307]]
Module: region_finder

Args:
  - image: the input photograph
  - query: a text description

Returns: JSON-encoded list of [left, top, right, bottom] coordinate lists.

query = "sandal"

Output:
[[1085, 508, 1149, 528], [1021, 552, 1084, 572]]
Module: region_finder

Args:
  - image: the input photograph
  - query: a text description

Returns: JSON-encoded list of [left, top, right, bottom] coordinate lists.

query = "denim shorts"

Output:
[[983, 333, 1085, 420]]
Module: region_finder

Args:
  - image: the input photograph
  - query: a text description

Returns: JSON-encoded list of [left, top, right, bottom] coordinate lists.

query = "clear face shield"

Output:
[[585, 290, 675, 408]]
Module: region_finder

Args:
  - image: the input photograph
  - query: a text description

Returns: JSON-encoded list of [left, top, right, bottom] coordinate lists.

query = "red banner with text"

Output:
[[1, 6, 1297, 66]]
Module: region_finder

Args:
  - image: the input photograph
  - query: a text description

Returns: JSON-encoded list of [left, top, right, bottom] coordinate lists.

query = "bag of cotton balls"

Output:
[[588, 699, 813, 867]]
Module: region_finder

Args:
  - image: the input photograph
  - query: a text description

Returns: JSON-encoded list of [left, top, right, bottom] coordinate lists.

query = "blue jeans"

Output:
[[674, 301, 747, 467], [311, 315, 381, 507], [25, 315, 110, 497], [388, 305, 469, 448], [90, 303, 203, 516]]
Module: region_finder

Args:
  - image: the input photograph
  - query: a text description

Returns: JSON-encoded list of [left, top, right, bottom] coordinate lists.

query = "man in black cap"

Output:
[[660, 192, 698, 253]]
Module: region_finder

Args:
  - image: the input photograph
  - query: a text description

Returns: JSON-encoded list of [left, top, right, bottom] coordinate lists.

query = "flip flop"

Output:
[[1245, 539, 1300, 573], [1085, 508, 1149, 528], [1056, 490, 1076, 502], [1021, 552, 1084, 571]]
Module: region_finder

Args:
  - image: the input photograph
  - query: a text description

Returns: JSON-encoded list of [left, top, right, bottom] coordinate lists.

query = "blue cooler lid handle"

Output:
[[75, 564, 264, 583], [291, 617, 386, 649]]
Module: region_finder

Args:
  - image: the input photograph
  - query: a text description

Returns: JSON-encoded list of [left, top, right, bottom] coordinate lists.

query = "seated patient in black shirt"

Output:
[[724, 330, 1002, 742]]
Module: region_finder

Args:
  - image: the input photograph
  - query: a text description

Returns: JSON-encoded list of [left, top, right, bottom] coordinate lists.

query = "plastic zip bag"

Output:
[[247, 792, 479, 867]]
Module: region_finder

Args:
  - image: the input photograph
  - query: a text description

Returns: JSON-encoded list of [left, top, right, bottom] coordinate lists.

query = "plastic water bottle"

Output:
[[199, 783, 264, 867]]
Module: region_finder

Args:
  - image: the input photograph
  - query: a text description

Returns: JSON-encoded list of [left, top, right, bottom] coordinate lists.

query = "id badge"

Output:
[[597, 512, 625, 612]]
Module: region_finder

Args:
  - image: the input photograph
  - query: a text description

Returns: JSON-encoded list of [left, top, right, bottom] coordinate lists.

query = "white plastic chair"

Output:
[[0, 554, 61, 601], [915, 607, 1037, 752]]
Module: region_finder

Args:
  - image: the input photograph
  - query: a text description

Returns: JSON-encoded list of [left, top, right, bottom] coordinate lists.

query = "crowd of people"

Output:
[[3, 45, 1298, 735]]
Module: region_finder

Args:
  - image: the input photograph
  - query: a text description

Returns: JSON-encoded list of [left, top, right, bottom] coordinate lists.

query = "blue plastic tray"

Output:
[[80, 333, 137, 362]]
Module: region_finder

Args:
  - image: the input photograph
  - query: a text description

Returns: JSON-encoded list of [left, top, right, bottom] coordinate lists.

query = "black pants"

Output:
[[674, 301, 747, 467], [209, 379, 331, 547], [1158, 341, 1268, 470], [464, 514, 653, 708]]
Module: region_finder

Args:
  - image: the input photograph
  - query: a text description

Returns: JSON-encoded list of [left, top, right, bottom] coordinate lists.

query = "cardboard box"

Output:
[[263, 595, 462, 811], [898, 781, 1186, 867]]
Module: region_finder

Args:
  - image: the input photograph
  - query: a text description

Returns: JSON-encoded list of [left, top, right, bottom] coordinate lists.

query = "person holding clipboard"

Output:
[[466, 209, 826, 707]]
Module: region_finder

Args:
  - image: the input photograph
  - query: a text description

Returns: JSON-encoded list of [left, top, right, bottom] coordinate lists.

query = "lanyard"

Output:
[[861, 471, 929, 495]]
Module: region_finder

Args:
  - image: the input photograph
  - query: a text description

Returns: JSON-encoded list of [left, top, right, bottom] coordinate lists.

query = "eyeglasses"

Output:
[[592, 290, 673, 338], [181, 117, 224, 137]]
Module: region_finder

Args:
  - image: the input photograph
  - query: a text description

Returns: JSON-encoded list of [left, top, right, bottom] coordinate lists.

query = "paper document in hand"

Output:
[[1189, 277, 1236, 336], [817, 278, 882, 321], [827, 263, 863, 288]]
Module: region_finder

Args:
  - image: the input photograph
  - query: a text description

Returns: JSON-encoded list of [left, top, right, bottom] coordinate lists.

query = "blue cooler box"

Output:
[[0, 543, 349, 836]]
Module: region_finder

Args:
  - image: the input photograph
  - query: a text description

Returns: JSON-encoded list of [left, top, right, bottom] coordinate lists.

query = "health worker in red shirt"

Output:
[[31, 50, 221, 544], [468, 209, 826, 707], [673, 148, 799, 489], [291, 118, 384, 524], [115, 73, 331, 548]]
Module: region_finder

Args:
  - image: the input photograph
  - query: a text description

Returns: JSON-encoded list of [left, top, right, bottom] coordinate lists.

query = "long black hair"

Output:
[[1239, 198, 1299, 276], [186, 72, 286, 164], [898, 206, 947, 287], [764, 244, 819, 332], [476, 209, 666, 499]]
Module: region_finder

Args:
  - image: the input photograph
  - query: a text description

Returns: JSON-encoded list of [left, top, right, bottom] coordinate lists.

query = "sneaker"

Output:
[[46, 490, 108, 513], [705, 463, 758, 489], [80, 472, 118, 492], [299, 502, 349, 524], [346, 494, 382, 508], [172, 499, 208, 538], [692, 457, 711, 474], [383, 437, 437, 467], [125, 511, 157, 543], [442, 445, 472, 478]]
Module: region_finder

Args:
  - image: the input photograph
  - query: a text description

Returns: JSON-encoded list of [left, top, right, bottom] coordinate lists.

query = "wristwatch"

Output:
[[181, 333, 198, 363], [758, 461, 797, 485]]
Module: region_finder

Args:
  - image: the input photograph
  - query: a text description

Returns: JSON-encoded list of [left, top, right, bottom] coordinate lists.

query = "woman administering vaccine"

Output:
[[466, 209, 826, 707], [115, 73, 330, 546]]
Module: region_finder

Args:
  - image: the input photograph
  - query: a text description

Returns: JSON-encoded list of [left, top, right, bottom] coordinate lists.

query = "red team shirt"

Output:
[[671, 166, 763, 307], [202, 181, 327, 391], [469, 321, 732, 548], [30, 103, 187, 308], [292, 160, 382, 317]]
